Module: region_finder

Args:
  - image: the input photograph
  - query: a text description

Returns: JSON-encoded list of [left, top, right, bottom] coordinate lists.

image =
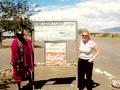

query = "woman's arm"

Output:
[[88, 45, 100, 63], [93, 45, 100, 59]]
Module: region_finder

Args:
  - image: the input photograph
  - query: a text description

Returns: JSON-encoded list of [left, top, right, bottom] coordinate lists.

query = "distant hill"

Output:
[[102, 27, 120, 33]]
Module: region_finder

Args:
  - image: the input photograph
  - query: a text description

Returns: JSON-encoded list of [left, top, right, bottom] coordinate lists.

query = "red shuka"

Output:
[[11, 38, 34, 82]]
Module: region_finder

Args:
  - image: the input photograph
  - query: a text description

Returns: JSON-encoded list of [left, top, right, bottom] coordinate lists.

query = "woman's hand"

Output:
[[88, 58, 93, 63], [88, 56, 95, 63]]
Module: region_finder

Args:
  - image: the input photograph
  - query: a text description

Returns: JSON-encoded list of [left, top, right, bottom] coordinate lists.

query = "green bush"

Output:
[[101, 33, 110, 37]]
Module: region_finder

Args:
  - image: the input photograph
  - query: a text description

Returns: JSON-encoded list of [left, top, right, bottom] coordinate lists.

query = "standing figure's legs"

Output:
[[78, 58, 86, 90], [17, 82, 21, 90], [86, 62, 93, 90], [27, 69, 33, 90]]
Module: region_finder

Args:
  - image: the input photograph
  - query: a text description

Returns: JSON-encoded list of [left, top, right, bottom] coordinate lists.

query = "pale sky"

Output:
[[29, 0, 120, 31]]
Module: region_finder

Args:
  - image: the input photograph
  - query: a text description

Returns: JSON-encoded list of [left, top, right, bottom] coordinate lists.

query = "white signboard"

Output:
[[34, 21, 77, 41], [45, 42, 66, 65]]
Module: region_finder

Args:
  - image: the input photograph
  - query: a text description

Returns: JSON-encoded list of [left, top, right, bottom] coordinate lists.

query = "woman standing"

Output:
[[11, 30, 34, 90], [78, 30, 100, 90]]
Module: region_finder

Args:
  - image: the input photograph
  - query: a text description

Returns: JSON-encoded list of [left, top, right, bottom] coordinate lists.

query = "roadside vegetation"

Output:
[[0, 0, 33, 46]]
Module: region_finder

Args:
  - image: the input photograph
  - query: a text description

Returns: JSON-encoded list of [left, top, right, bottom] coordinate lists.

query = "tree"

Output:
[[0, 0, 33, 30], [0, 0, 32, 45]]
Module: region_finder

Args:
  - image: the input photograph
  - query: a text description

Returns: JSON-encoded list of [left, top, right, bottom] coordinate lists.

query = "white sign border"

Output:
[[33, 21, 77, 41]]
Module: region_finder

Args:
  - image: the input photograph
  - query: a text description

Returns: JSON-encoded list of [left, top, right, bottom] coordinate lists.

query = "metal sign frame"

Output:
[[33, 21, 77, 41]]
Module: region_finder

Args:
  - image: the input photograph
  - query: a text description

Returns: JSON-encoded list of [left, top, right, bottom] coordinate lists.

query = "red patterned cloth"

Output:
[[13, 66, 31, 82], [13, 67, 22, 82], [11, 38, 34, 82]]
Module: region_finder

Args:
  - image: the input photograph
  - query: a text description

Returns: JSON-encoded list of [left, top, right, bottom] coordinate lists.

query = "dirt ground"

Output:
[[0, 65, 112, 90], [0, 37, 120, 90]]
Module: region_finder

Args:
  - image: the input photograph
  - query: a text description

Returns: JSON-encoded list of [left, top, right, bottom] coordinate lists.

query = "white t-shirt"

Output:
[[79, 39, 96, 60]]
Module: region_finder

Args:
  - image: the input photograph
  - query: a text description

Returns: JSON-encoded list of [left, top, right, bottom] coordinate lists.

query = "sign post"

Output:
[[33, 21, 78, 89], [33, 21, 77, 65], [34, 21, 77, 41]]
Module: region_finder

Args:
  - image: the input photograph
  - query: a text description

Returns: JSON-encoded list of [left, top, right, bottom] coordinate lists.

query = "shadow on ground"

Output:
[[34, 77, 75, 89], [22, 77, 100, 90], [0, 77, 100, 90], [78, 79, 100, 90], [0, 79, 16, 90], [92, 81, 100, 88]]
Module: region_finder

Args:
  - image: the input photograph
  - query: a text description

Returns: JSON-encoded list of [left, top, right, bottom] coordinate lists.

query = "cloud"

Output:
[[30, 0, 120, 31]]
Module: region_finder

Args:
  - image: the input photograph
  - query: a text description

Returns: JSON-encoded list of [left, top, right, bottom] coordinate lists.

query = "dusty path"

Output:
[[94, 37, 120, 79], [0, 37, 120, 90]]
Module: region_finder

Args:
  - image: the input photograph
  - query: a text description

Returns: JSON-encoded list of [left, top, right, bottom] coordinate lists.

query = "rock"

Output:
[[111, 79, 120, 88], [94, 68, 103, 74], [0, 68, 13, 84]]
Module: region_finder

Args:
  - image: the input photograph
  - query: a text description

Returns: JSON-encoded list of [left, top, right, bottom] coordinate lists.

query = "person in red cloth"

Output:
[[11, 30, 34, 90]]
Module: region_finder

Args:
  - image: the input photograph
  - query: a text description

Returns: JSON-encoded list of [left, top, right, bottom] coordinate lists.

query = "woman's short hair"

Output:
[[16, 30, 24, 37]]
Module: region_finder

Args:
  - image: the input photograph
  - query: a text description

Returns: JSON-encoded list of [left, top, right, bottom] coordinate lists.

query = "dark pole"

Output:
[[31, 28, 35, 90], [0, 29, 2, 46]]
